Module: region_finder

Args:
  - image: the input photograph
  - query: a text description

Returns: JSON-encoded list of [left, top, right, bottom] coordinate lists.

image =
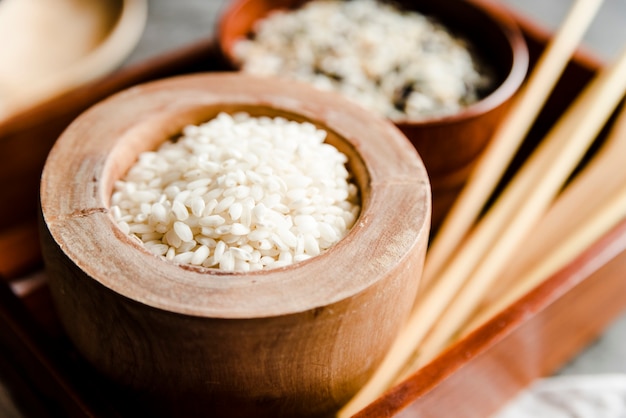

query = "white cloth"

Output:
[[494, 374, 626, 418]]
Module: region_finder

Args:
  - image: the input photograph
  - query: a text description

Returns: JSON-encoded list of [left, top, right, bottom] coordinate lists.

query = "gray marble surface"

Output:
[[1, 0, 625, 416]]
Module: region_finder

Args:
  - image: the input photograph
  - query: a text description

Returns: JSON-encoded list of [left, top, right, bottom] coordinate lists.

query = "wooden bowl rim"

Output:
[[216, 0, 529, 127], [40, 72, 431, 319]]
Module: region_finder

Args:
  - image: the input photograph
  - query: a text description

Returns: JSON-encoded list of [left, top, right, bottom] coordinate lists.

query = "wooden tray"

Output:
[[0, 9, 624, 418]]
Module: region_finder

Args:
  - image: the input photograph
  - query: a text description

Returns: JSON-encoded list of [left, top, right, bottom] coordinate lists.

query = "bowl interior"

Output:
[[104, 103, 370, 216]]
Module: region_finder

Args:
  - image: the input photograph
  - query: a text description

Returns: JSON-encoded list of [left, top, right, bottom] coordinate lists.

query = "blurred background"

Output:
[[123, 0, 625, 65], [1, 0, 625, 416]]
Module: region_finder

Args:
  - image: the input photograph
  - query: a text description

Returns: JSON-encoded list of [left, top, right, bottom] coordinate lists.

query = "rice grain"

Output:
[[111, 112, 360, 272]]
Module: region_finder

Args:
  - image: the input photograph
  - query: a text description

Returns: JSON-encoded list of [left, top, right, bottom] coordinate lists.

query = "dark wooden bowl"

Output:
[[39, 73, 431, 417], [216, 0, 529, 229]]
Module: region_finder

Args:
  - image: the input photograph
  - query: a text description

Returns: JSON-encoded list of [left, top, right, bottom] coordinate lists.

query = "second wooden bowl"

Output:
[[39, 73, 431, 417], [217, 0, 529, 230]]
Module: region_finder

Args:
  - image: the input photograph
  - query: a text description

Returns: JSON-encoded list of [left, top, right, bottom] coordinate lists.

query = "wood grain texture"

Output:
[[39, 73, 431, 417]]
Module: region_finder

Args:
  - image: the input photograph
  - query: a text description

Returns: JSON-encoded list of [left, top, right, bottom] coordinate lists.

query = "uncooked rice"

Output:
[[110, 112, 360, 272], [233, 0, 495, 121]]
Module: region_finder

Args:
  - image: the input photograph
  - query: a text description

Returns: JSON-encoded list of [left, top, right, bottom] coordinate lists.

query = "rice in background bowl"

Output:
[[217, 0, 529, 229], [232, 0, 496, 122]]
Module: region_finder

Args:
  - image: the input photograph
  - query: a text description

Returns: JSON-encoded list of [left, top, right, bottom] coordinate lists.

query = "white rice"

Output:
[[110, 112, 360, 272], [233, 0, 495, 121]]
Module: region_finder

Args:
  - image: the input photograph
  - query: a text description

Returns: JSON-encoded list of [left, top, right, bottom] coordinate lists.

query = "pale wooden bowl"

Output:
[[39, 73, 431, 417], [0, 0, 147, 122], [216, 0, 529, 230]]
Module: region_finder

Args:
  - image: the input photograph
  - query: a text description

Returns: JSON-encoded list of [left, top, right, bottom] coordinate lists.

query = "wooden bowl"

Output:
[[0, 0, 147, 122], [216, 0, 529, 230], [39, 73, 431, 417]]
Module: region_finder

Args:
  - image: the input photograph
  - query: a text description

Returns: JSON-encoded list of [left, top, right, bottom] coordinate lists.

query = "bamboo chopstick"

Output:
[[409, 46, 626, 369], [345, 50, 626, 418], [471, 97, 626, 315], [337, 2, 606, 416], [422, 0, 605, 288], [459, 103, 626, 336], [463, 185, 626, 337], [393, 52, 626, 383]]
